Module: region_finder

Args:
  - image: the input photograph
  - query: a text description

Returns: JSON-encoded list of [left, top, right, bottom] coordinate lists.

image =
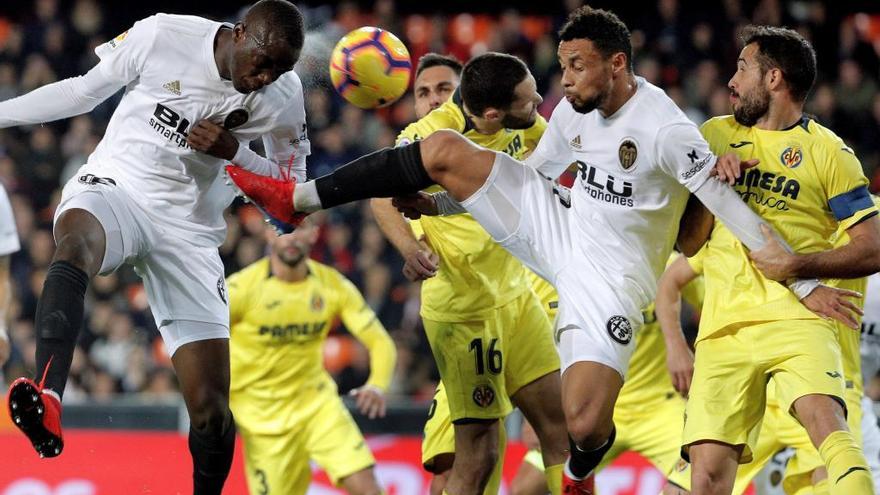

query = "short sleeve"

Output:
[[656, 123, 716, 192], [226, 271, 251, 326], [524, 100, 573, 176], [396, 101, 464, 146], [0, 185, 20, 256], [93, 16, 158, 84], [823, 145, 877, 231]]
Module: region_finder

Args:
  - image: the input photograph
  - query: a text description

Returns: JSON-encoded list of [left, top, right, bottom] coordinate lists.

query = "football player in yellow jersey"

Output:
[[663, 211, 876, 494], [676, 26, 880, 495], [227, 218, 396, 495], [371, 52, 568, 495]]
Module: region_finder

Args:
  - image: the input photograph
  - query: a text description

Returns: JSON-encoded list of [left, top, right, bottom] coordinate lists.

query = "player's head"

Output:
[[728, 25, 817, 127], [557, 6, 633, 114], [229, 0, 305, 94], [266, 218, 319, 267], [414, 53, 463, 118], [460, 52, 541, 130]]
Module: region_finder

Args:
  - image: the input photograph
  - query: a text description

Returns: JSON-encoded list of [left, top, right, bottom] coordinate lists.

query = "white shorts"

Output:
[[55, 174, 230, 354], [461, 152, 641, 376], [861, 396, 880, 491]]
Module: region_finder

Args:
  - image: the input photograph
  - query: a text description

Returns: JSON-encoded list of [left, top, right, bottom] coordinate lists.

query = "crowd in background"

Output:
[[2, 0, 880, 403]]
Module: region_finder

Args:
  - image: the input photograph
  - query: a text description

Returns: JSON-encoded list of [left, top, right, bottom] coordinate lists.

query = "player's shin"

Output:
[[189, 410, 236, 495], [309, 141, 433, 211], [818, 430, 875, 494], [34, 261, 88, 396], [566, 427, 617, 480]]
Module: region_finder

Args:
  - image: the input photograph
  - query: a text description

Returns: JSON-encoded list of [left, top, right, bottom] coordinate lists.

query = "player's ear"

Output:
[[611, 52, 628, 75], [483, 108, 500, 122], [766, 67, 784, 92], [232, 22, 246, 43]]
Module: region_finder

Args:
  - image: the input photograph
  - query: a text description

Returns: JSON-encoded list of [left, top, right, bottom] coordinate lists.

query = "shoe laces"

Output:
[[37, 355, 54, 391]]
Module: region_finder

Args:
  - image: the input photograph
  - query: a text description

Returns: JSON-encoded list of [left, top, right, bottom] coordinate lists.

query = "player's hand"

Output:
[[710, 153, 759, 185], [187, 120, 238, 160], [665, 340, 695, 398], [350, 384, 387, 419], [801, 284, 864, 330], [392, 193, 438, 220], [749, 224, 799, 281], [401, 236, 439, 281], [0, 331, 10, 367]]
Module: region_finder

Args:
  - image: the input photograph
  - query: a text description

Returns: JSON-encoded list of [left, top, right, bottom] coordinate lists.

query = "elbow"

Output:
[[677, 239, 703, 258]]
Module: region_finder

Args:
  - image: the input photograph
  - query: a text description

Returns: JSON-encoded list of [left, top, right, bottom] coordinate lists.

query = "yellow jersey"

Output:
[[618, 253, 705, 409], [227, 258, 396, 432], [400, 89, 548, 321], [697, 115, 877, 340]]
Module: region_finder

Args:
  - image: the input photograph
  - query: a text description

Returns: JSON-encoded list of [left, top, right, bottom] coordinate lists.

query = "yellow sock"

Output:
[[818, 430, 875, 495], [545, 463, 564, 495]]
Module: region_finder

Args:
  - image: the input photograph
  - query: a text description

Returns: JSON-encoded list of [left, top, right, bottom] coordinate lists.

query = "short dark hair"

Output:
[[741, 25, 816, 102], [247, 0, 305, 51], [559, 6, 632, 72], [416, 53, 463, 79], [460, 52, 529, 116]]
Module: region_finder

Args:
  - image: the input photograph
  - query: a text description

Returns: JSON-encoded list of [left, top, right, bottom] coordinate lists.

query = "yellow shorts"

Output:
[[421, 382, 507, 495], [236, 387, 375, 493], [683, 320, 845, 463], [424, 290, 559, 421], [599, 395, 686, 475], [669, 380, 862, 493]]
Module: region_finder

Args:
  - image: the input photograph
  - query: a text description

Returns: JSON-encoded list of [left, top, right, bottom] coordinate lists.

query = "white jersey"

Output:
[[0, 183, 20, 256], [81, 14, 310, 247], [862, 273, 880, 383], [525, 77, 714, 308]]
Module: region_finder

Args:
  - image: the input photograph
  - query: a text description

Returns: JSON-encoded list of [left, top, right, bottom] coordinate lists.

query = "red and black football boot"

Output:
[[562, 470, 595, 495], [225, 165, 309, 234], [7, 364, 64, 458]]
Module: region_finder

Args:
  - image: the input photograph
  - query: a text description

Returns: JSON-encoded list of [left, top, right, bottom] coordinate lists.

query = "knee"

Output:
[[421, 130, 469, 178], [690, 469, 727, 494], [564, 403, 613, 449], [54, 231, 101, 274], [187, 387, 230, 436], [456, 442, 498, 480]]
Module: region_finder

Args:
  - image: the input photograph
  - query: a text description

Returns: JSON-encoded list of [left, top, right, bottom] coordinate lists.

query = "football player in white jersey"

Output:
[[0, 183, 21, 376], [0, 1, 309, 493], [860, 273, 880, 490], [224, 6, 857, 495]]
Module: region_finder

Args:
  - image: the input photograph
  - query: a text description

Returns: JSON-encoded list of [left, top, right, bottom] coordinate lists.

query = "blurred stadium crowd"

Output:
[[2, 0, 880, 403]]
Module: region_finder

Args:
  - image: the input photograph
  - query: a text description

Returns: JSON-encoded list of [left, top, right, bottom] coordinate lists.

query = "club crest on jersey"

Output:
[[780, 145, 803, 169], [617, 138, 638, 171], [310, 293, 324, 312], [606, 315, 632, 345], [223, 108, 249, 130], [472, 384, 495, 408]]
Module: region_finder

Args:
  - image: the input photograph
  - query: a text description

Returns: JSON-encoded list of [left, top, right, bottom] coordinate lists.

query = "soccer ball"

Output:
[[329, 27, 412, 109]]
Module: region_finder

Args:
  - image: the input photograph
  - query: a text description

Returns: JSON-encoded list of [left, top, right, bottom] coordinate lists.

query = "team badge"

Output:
[[606, 315, 632, 344], [618, 138, 638, 171], [216, 276, 227, 305], [108, 30, 129, 49], [223, 108, 249, 130], [780, 145, 803, 168], [310, 293, 324, 312], [472, 385, 495, 408]]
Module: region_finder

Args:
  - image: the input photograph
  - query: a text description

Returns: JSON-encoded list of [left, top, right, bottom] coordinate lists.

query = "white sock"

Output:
[[293, 180, 322, 213], [43, 388, 61, 403]]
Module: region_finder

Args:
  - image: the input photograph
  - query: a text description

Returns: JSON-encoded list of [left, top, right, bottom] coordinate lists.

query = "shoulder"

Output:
[[270, 70, 305, 102], [699, 115, 739, 139], [153, 14, 220, 38], [306, 259, 342, 284], [228, 258, 270, 290], [804, 118, 851, 157], [637, 80, 690, 125]]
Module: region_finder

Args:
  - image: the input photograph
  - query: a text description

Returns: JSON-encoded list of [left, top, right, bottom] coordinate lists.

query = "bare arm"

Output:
[[370, 198, 438, 281], [654, 255, 698, 398], [750, 215, 880, 280], [676, 194, 714, 257]]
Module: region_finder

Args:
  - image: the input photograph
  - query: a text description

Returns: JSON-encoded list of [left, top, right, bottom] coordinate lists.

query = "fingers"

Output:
[[742, 158, 760, 168], [415, 251, 439, 272], [829, 306, 859, 330], [839, 298, 864, 317]]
